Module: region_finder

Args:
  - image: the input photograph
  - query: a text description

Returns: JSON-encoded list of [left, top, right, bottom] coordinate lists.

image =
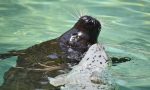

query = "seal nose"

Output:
[[80, 15, 98, 27]]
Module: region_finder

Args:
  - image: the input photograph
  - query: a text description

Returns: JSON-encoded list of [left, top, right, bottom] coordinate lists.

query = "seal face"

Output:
[[59, 15, 101, 62], [74, 15, 101, 44]]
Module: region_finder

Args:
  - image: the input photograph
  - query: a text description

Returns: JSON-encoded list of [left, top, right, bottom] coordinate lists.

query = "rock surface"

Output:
[[48, 44, 116, 90]]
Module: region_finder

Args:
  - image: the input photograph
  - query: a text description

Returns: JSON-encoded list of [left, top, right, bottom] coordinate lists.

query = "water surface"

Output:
[[0, 0, 150, 90]]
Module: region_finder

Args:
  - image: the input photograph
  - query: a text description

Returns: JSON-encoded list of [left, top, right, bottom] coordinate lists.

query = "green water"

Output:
[[0, 0, 149, 90]]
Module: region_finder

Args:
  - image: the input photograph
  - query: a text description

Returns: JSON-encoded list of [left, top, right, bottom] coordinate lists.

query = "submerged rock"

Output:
[[48, 44, 116, 90]]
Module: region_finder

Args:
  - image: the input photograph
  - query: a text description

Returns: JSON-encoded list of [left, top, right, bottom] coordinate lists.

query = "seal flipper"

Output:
[[111, 57, 131, 66], [0, 50, 25, 60]]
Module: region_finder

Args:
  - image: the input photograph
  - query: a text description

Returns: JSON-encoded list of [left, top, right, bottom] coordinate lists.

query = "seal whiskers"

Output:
[[67, 8, 88, 20]]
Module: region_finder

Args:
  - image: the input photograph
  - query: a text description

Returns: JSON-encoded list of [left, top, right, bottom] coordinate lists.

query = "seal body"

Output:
[[48, 44, 115, 90], [0, 15, 101, 90]]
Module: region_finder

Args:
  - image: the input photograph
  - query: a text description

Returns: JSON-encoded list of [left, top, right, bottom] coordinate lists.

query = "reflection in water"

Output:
[[0, 0, 150, 90]]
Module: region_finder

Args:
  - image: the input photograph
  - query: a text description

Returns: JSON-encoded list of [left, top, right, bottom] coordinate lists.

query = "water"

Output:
[[0, 0, 149, 90]]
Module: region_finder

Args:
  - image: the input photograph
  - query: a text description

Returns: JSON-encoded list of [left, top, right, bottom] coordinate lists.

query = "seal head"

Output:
[[59, 15, 101, 62], [74, 15, 101, 44]]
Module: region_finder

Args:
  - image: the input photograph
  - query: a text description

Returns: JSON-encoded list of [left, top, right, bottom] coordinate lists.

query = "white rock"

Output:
[[48, 44, 116, 90]]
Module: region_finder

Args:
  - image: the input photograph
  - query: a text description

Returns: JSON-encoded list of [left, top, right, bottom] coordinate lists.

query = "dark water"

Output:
[[0, 0, 150, 90]]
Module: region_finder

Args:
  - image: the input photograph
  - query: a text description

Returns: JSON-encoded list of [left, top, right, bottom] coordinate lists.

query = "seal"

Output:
[[0, 15, 101, 90]]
